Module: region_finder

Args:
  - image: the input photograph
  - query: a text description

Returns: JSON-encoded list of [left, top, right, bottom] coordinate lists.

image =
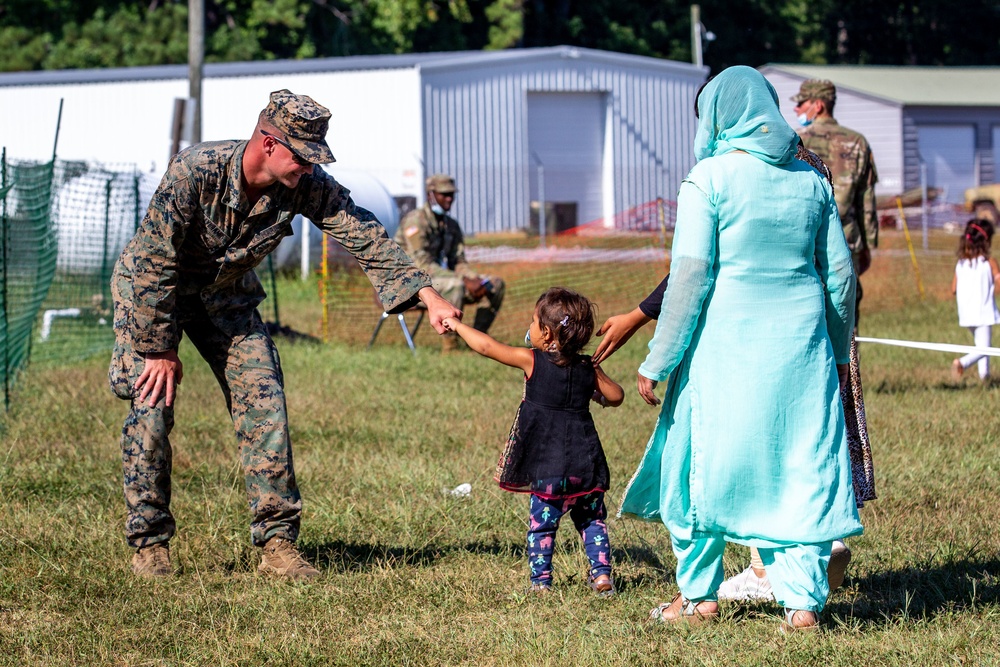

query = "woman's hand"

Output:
[[637, 372, 660, 406], [593, 308, 652, 364]]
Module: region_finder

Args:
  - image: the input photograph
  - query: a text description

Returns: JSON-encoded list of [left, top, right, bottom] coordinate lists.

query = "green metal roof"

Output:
[[762, 64, 1000, 107]]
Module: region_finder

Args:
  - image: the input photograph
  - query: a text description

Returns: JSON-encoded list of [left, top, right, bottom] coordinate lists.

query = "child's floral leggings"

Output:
[[527, 492, 611, 586]]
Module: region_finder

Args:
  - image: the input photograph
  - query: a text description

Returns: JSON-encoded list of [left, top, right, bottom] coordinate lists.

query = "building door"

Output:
[[991, 125, 1000, 185], [527, 92, 606, 232], [917, 125, 976, 204]]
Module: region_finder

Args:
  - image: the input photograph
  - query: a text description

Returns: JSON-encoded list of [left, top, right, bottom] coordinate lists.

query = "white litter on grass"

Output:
[[446, 483, 472, 497]]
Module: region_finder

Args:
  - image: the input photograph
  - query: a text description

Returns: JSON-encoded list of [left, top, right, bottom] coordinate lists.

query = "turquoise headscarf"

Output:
[[693, 66, 799, 165]]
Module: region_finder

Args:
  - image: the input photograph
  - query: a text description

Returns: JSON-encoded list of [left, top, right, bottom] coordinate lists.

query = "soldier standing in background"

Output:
[[394, 174, 505, 352], [109, 90, 460, 579], [793, 78, 879, 327]]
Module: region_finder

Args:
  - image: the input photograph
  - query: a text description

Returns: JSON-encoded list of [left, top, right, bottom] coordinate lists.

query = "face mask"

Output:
[[797, 113, 813, 127], [430, 203, 445, 215]]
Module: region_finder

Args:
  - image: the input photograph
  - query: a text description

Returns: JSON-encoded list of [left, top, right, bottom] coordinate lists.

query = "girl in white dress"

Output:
[[951, 219, 1000, 381]]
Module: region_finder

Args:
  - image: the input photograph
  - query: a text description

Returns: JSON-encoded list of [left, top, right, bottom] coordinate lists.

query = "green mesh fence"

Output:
[[29, 162, 149, 366], [1, 155, 59, 409], [0, 157, 163, 411]]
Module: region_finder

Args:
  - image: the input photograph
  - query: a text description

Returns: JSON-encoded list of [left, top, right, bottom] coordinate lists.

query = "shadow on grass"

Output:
[[613, 544, 670, 572], [302, 539, 526, 573], [872, 378, 1000, 394], [826, 554, 1000, 627], [286, 539, 670, 595], [265, 321, 324, 344]]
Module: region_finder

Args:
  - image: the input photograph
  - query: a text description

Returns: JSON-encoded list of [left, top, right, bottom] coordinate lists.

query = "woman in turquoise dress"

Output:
[[619, 66, 862, 631]]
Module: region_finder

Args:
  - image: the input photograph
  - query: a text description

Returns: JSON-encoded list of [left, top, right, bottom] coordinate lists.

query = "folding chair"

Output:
[[366, 302, 426, 355]]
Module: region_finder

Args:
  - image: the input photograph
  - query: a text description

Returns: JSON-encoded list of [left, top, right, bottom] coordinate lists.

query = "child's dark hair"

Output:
[[535, 287, 596, 366], [958, 218, 994, 260]]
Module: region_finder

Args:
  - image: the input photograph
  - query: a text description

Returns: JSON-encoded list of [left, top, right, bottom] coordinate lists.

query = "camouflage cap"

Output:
[[426, 173, 457, 193], [262, 89, 335, 164], [790, 79, 837, 105]]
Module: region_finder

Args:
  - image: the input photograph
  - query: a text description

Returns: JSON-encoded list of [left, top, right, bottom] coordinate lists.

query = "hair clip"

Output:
[[970, 223, 988, 239], [559, 315, 569, 327]]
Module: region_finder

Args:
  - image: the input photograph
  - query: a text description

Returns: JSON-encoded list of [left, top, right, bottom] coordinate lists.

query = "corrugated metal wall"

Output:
[[204, 69, 422, 196], [0, 51, 704, 234], [421, 58, 704, 233], [0, 78, 189, 170], [762, 69, 905, 198], [904, 106, 1000, 194], [0, 68, 422, 194]]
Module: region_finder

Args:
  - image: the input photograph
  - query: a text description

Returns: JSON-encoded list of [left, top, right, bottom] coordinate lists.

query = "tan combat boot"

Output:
[[131, 542, 172, 578], [258, 537, 321, 581]]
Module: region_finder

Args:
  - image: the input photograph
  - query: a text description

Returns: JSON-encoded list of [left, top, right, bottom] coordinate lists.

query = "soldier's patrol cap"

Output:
[[791, 79, 837, 105], [426, 173, 458, 193], [262, 89, 336, 164]]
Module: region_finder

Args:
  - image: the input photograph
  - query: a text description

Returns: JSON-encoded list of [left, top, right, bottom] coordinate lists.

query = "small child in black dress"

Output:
[[443, 287, 624, 595]]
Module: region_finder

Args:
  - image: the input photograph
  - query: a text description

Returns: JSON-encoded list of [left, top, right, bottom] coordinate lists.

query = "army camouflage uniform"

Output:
[[110, 100, 430, 549], [795, 80, 878, 324], [797, 118, 878, 262], [394, 202, 505, 333]]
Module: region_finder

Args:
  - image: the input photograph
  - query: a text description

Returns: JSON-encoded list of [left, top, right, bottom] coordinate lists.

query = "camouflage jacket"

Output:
[[393, 203, 476, 279], [113, 140, 430, 354], [798, 117, 879, 255]]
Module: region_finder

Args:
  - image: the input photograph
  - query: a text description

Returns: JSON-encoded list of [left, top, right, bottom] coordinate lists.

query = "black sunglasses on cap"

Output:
[[260, 130, 312, 167]]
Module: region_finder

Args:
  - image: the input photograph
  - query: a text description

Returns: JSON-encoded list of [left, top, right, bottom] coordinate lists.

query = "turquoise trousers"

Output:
[[671, 534, 832, 612]]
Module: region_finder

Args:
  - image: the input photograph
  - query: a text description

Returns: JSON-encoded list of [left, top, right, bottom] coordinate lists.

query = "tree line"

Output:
[[1, 0, 997, 73]]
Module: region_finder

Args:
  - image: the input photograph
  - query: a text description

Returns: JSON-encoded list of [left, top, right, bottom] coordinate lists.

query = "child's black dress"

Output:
[[495, 349, 610, 498]]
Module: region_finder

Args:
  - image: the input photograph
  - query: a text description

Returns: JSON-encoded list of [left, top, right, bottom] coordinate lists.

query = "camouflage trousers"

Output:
[[433, 274, 506, 333], [110, 304, 301, 549]]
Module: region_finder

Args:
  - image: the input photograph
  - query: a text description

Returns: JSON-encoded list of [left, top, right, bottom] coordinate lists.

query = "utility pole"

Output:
[[691, 5, 703, 68], [690, 5, 715, 68], [188, 0, 204, 143]]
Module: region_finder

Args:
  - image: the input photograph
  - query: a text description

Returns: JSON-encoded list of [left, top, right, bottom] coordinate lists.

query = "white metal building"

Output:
[[0, 47, 707, 233], [760, 65, 1000, 203]]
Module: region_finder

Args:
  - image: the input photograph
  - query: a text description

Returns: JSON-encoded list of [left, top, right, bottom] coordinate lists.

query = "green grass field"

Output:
[[1, 229, 998, 666]]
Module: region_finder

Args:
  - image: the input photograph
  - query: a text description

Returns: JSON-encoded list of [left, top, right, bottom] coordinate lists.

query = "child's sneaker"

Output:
[[528, 582, 552, 594], [589, 574, 615, 598], [717, 566, 774, 601]]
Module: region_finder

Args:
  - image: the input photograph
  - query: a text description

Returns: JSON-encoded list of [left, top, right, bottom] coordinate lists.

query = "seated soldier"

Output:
[[395, 174, 505, 351]]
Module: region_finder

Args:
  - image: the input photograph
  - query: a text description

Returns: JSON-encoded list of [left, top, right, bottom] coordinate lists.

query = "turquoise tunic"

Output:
[[619, 152, 863, 548]]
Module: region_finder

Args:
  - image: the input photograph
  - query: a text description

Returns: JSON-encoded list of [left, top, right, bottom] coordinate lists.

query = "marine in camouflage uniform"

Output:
[[394, 174, 505, 348], [110, 90, 456, 577], [793, 79, 878, 325]]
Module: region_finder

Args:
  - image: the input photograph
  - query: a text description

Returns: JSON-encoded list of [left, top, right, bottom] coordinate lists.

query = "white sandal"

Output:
[[589, 574, 616, 598]]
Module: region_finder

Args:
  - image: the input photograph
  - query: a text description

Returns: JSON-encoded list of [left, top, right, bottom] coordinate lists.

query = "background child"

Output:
[[443, 287, 624, 595], [951, 219, 1000, 382]]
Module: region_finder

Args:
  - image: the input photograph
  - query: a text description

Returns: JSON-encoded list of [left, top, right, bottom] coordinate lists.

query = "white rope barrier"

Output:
[[856, 336, 1000, 357]]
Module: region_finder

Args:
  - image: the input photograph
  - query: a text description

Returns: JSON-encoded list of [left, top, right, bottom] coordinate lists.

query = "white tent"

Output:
[[270, 166, 400, 277]]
